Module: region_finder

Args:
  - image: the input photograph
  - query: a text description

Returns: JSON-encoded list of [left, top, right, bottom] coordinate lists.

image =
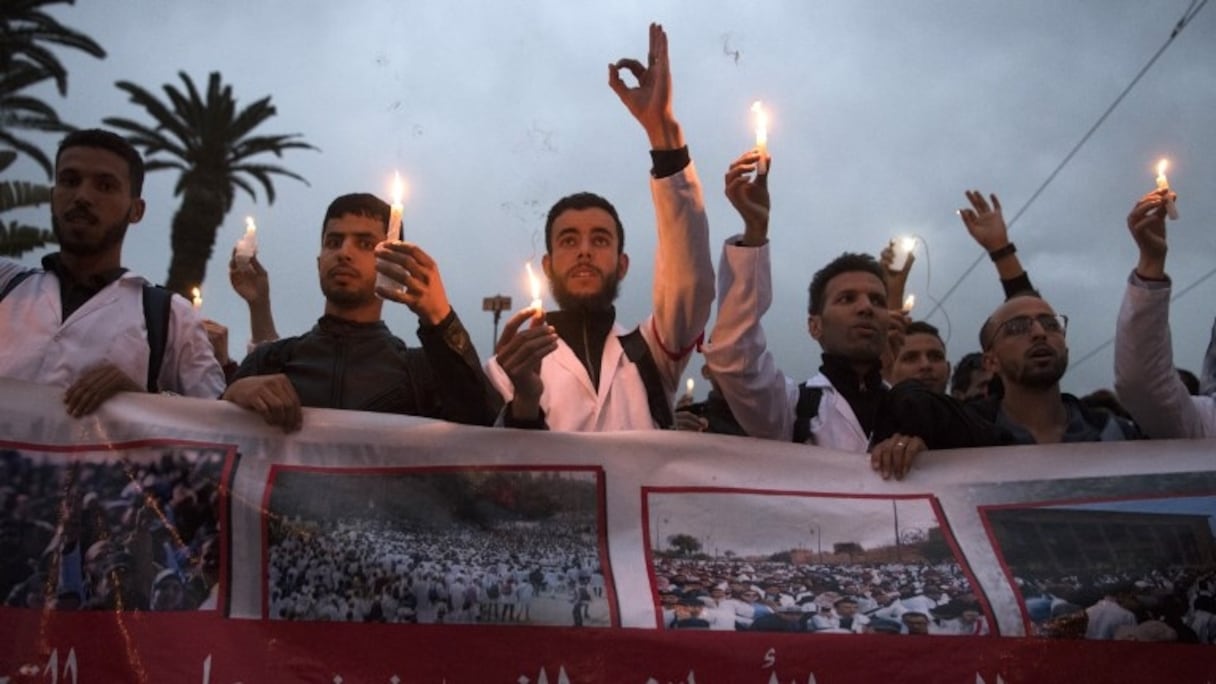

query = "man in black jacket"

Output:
[[222, 193, 499, 431]]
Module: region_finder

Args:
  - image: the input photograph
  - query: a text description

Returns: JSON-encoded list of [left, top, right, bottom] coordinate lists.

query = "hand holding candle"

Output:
[[234, 216, 258, 270], [1155, 159, 1178, 220], [902, 293, 915, 314], [751, 101, 768, 176], [891, 236, 917, 272]]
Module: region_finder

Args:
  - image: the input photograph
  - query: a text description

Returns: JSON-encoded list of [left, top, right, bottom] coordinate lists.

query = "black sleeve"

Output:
[[229, 339, 288, 385], [502, 404, 549, 430], [1001, 272, 1039, 300], [874, 381, 1002, 450], [649, 146, 691, 179], [416, 310, 502, 426]]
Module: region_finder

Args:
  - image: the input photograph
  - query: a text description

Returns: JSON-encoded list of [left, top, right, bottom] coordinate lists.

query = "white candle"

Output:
[[234, 216, 258, 269], [684, 377, 695, 402], [891, 236, 917, 272], [388, 172, 405, 242], [376, 172, 408, 296], [903, 293, 915, 313], [191, 286, 202, 312], [1155, 159, 1178, 220], [751, 101, 768, 176], [525, 262, 544, 314]]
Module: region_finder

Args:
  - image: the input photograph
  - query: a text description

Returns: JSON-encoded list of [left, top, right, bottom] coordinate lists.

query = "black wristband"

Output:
[[988, 243, 1017, 262]]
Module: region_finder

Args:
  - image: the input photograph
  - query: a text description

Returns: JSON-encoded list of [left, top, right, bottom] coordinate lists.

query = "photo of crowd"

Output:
[[984, 494, 1216, 643], [0, 445, 230, 612], [645, 489, 988, 634], [265, 467, 612, 626]]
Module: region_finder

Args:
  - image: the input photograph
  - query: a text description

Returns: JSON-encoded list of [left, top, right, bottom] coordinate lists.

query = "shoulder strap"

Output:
[[141, 284, 174, 393], [792, 382, 824, 443], [0, 269, 37, 301], [618, 328, 675, 429]]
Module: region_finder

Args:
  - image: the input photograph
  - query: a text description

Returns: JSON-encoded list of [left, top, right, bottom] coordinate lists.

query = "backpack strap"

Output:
[[141, 284, 174, 393], [618, 328, 675, 429], [0, 269, 37, 301], [792, 382, 824, 443]]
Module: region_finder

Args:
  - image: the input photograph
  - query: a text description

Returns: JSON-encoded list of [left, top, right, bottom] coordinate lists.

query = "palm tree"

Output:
[[1, 0, 106, 95], [0, 150, 55, 257], [1, 0, 106, 176], [0, 61, 73, 177], [104, 72, 315, 295]]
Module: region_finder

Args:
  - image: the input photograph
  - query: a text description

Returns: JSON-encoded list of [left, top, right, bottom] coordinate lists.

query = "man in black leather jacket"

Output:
[[222, 193, 499, 431]]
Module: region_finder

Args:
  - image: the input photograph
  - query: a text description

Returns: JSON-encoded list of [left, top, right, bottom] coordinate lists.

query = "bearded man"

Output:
[[0, 129, 223, 414]]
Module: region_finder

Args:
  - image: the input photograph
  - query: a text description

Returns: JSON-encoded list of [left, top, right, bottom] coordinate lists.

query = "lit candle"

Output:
[[751, 101, 768, 176], [903, 294, 916, 313], [684, 377, 695, 402], [1155, 159, 1178, 220], [234, 215, 258, 269], [891, 236, 917, 272], [387, 172, 405, 242], [376, 172, 408, 296], [525, 262, 544, 314], [191, 286, 202, 311]]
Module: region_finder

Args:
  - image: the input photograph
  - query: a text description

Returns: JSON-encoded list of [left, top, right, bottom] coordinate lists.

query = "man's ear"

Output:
[[542, 253, 553, 279], [981, 351, 999, 374], [616, 253, 629, 281], [808, 314, 822, 341], [128, 198, 146, 224]]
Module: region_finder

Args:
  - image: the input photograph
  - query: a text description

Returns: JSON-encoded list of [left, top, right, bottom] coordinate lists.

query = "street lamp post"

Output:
[[481, 294, 512, 351], [810, 523, 823, 564]]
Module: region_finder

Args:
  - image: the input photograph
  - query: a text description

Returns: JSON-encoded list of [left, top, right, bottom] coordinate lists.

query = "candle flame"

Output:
[[685, 377, 695, 396], [900, 236, 917, 254], [751, 101, 768, 146], [391, 171, 406, 206], [525, 262, 542, 306], [244, 215, 256, 234], [191, 286, 202, 310], [1156, 159, 1169, 178], [903, 294, 916, 312]]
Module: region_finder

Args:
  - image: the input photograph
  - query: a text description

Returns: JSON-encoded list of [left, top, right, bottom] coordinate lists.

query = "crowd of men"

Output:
[[1015, 568, 1216, 643], [267, 515, 606, 626], [2, 23, 1215, 632], [652, 556, 983, 635], [0, 448, 224, 612]]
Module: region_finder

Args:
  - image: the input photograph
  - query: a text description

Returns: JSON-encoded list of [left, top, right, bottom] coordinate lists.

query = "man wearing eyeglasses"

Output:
[[977, 297, 1139, 443]]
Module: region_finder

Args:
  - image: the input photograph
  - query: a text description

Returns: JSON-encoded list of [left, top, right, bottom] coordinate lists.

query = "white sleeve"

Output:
[[701, 237, 799, 441]]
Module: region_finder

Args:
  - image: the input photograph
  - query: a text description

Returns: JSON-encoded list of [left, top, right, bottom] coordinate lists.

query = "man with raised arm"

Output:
[[222, 193, 499, 431], [1114, 188, 1215, 438], [702, 150, 922, 479], [486, 23, 713, 431]]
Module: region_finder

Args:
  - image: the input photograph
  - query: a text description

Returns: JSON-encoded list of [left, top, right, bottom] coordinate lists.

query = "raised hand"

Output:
[[608, 23, 683, 150], [1127, 189, 1173, 279], [724, 150, 770, 246], [958, 190, 1009, 251]]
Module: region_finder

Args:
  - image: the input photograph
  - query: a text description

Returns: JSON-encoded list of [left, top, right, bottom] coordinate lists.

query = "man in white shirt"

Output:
[[0, 129, 223, 414]]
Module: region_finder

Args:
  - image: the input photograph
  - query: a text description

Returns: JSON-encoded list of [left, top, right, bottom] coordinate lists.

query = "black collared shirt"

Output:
[[41, 253, 128, 320]]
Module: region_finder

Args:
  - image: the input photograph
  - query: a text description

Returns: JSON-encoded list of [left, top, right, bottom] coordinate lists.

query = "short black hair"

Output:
[[950, 352, 985, 395], [807, 252, 886, 315], [56, 129, 145, 197], [905, 320, 943, 343], [322, 193, 390, 237], [544, 192, 624, 254]]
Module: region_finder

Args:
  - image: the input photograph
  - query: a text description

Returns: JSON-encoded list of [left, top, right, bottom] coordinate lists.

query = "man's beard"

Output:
[[549, 268, 620, 313], [320, 278, 376, 309], [1009, 349, 1069, 389], [51, 211, 129, 256]]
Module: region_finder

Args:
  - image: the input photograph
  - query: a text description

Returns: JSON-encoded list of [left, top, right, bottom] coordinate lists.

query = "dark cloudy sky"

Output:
[[9, 0, 1216, 395]]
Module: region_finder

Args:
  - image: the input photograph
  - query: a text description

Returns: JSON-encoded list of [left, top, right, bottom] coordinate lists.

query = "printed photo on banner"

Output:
[[643, 488, 990, 635], [262, 466, 616, 627], [979, 476, 1216, 645], [0, 442, 234, 613]]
